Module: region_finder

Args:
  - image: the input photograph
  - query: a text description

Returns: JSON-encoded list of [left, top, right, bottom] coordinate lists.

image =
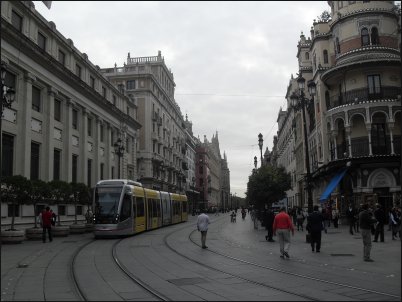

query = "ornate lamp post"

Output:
[[254, 156, 257, 169], [1, 62, 16, 178], [258, 133, 263, 167], [290, 75, 316, 213], [113, 138, 125, 179]]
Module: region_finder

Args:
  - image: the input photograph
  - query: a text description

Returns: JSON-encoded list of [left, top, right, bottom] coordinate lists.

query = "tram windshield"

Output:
[[94, 186, 123, 223]]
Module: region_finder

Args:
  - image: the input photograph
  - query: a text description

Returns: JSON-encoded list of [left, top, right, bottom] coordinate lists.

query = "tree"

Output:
[[48, 180, 71, 226], [70, 182, 90, 224], [29, 179, 50, 228], [246, 165, 291, 213], [1, 175, 30, 231]]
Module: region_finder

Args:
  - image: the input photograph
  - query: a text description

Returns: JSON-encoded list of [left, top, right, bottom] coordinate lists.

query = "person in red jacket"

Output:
[[273, 206, 294, 259], [40, 207, 53, 243]]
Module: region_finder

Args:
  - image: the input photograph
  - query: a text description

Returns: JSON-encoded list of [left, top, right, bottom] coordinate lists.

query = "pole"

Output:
[[300, 91, 313, 213], [118, 154, 121, 179]]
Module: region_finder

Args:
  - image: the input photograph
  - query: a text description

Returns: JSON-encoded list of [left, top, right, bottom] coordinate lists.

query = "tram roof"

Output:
[[96, 179, 143, 187]]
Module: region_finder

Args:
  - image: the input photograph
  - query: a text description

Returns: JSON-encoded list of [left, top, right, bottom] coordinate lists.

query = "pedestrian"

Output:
[[346, 204, 356, 235], [306, 205, 325, 253], [390, 207, 401, 240], [197, 210, 210, 249], [332, 208, 339, 228], [50, 209, 56, 226], [296, 208, 305, 231], [359, 203, 376, 262], [373, 203, 385, 242], [264, 207, 275, 242], [356, 203, 364, 233], [273, 206, 294, 259], [40, 206, 53, 243]]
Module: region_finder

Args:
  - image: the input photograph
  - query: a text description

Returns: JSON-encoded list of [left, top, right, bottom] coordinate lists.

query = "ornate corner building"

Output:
[[273, 1, 401, 214]]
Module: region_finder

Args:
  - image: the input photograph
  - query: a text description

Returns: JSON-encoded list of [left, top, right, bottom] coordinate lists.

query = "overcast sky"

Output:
[[35, 1, 329, 198]]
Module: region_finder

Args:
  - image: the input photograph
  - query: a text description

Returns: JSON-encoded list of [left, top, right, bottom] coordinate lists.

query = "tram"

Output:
[[92, 179, 188, 238]]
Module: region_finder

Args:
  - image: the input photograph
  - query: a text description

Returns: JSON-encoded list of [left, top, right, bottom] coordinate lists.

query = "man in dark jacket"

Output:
[[307, 205, 324, 252], [264, 208, 275, 242], [359, 203, 376, 262], [373, 203, 385, 242], [346, 204, 356, 235]]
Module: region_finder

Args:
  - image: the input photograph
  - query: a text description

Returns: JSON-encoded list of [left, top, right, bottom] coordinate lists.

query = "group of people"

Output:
[[196, 202, 401, 263]]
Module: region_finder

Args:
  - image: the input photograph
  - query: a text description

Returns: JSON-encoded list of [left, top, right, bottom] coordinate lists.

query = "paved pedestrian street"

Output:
[[1, 213, 400, 301]]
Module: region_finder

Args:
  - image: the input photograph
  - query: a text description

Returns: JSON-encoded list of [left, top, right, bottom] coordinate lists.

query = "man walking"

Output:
[[359, 203, 376, 262], [346, 204, 356, 235], [197, 210, 210, 249], [273, 206, 294, 258], [40, 206, 53, 243], [307, 205, 325, 252], [264, 207, 275, 242], [373, 203, 385, 242]]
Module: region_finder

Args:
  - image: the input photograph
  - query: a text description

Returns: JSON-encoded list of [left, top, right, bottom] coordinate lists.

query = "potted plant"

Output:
[[48, 180, 70, 237], [0, 175, 30, 243], [25, 179, 49, 240], [69, 182, 88, 234]]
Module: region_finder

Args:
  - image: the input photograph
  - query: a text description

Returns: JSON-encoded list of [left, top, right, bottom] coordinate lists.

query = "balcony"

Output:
[[328, 86, 399, 109]]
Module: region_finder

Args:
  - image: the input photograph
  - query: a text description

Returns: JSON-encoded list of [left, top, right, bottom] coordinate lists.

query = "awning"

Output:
[[319, 168, 348, 202]]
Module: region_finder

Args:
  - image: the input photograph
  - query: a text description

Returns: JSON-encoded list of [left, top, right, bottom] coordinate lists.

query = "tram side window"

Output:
[[152, 199, 158, 217], [136, 197, 144, 216], [120, 193, 131, 221]]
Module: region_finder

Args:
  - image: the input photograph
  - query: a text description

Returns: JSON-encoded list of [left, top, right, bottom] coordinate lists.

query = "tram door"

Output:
[[133, 186, 146, 233]]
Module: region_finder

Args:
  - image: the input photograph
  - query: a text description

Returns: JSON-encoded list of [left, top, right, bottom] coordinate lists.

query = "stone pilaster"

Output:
[[44, 86, 56, 181]]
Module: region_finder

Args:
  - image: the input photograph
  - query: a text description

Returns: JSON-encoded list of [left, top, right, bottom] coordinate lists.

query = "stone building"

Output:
[[273, 1, 401, 214], [101, 52, 187, 193], [1, 1, 141, 227]]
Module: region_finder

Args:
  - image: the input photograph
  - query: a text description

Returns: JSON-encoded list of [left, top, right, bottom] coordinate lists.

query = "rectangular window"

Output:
[[54, 99, 61, 121], [72, 109, 78, 129], [75, 64, 81, 79], [127, 106, 130, 115], [126, 80, 135, 90], [72, 154, 78, 183], [2, 134, 14, 177], [38, 32, 46, 50], [90, 76, 95, 89], [53, 149, 61, 180], [8, 204, 20, 217], [30, 142, 40, 180], [58, 205, 66, 216], [4, 71, 16, 91], [111, 131, 114, 146], [32, 86, 41, 112], [367, 75, 381, 97], [100, 124, 104, 142], [113, 95, 116, 106], [102, 86, 106, 97], [87, 117, 92, 137], [76, 205, 83, 215], [58, 49, 65, 65], [11, 10, 22, 32], [87, 159, 92, 186], [111, 166, 115, 179], [100, 163, 104, 180]]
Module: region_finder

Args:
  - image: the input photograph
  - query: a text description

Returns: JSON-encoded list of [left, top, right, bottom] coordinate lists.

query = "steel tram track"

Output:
[[71, 236, 170, 301], [184, 217, 400, 301]]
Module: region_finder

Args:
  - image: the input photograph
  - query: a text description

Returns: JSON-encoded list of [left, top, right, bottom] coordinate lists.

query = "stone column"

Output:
[[331, 132, 338, 160], [388, 123, 395, 155], [44, 86, 56, 181], [366, 123, 373, 156], [105, 123, 111, 179], [80, 108, 88, 185], [16, 72, 36, 177], [345, 126, 352, 158], [93, 116, 100, 183], [63, 99, 72, 182]]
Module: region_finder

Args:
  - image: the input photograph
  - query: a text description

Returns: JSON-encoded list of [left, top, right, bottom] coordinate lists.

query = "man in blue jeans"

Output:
[[359, 203, 376, 262]]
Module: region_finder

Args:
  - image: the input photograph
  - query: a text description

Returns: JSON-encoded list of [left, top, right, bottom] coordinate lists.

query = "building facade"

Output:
[[101, 52, 187, 193], [274, 1, 401, 214], [1, 1, 141, 227]]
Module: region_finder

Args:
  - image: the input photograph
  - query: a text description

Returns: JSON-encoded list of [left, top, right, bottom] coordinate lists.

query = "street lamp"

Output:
[[113, 138, 125, 179], [1, 62, 16, 178], [290, 74, 316, 213], [258, 133, 263, 167]]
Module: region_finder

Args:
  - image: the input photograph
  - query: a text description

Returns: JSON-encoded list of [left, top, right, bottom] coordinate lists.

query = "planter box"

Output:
[[1, 230, 25, 244], [69, 224, 86, 234], [25, 228, 43, 240], [85, 223, 94, 232], [53, 225, 70, 237]]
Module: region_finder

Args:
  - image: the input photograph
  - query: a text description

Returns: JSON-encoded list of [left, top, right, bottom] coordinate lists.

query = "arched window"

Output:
[[323, 50, 328, 64], [361, 28, 370, 46], [325, 91, 330, 109], [371, 27, 379, 45], [305, 52, 309, 60]]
